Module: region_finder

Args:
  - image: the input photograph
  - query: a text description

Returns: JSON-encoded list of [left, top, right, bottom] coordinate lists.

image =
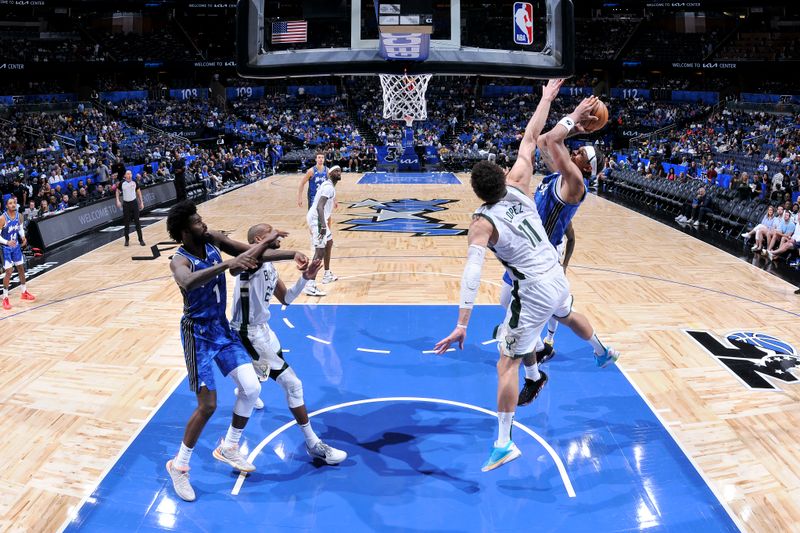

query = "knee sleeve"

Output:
[[275, 368, 304, 409], [229, 364, 262, 417]]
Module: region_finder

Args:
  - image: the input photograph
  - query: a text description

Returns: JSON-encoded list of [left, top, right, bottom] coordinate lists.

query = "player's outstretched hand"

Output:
[[264, 227, 289, 246], [541, 78, 563, 102], [570, 96, 599, 127], [229, 252, 259, 274], [302, 258, 323, 280], [293, 252, 310, 270], [434, 326, 466, 355]]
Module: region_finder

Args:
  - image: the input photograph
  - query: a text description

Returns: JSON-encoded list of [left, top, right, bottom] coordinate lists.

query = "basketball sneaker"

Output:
[[2, 297, 10, 310], [20, 291, 35, 301], [536, 342, 555, 364], [234, 387, 264, 409], [166, 460, 196, 502], [306, 440, 347, 465], [595, 347, 620, 368], [213, 444, 256, 472], [481, 441, 521, 472], [321, 271, 338, 284], [517, 370, 548, 406], [303, 282, 326, 297]]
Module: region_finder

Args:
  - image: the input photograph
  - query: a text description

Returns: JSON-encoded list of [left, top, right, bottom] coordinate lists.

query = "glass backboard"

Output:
[[237, 0, 574, 79]]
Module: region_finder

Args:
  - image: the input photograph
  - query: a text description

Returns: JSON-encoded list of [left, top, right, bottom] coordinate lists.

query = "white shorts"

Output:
[[307, 217, 333, 249], [497, 268, 572, 359], [236, 323, 286, 381]]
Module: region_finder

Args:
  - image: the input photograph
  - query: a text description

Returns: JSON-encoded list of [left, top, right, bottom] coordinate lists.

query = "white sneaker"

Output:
[[751, 245, 760, 252], [234, 387, 264, 409], [213, 444, 256, 472], [303, 284, 327, 297], [321, 271, 338, 284], [306, 440, 347, 465], [740, 232, 750, 239], [166, 460, 196, 502], [692, 220, 700, 227]]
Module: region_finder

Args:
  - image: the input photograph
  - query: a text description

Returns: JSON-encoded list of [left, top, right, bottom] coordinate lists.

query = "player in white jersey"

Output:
[[304, 165, 342, 297], [230, 223, 347, 465], [434, 79, 563, 471], [434, 81, 617, 472]]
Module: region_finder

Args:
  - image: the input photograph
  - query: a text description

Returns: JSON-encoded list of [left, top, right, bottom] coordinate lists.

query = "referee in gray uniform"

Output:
[[115, 170, 145, 247]]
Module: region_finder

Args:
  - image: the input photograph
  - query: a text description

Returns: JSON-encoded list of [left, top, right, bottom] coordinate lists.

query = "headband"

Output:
[[584, 145, 598, 177]]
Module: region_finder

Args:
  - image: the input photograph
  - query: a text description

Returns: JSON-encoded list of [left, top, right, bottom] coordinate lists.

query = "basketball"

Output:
[[585, 99, 608, 132]]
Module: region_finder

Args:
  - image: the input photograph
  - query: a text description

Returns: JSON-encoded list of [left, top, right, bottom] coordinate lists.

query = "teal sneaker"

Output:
[[595, 347, 620, 368], [481, 441, 521, 472]]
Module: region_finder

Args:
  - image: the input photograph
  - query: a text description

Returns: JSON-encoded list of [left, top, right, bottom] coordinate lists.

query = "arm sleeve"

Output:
[[17, 225, 25, 239], [459, 244, 486, 309], [0, 236, 7, 245], [284, 276, 309, 305]]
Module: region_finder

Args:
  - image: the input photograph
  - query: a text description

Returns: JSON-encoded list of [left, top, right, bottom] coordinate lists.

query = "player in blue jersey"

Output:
[[1, 195, 35, 310], [297, 152, 329, 210], [497, 97, 620, 406], [520, 97, 619, 404], [164, 200, 309, 502]]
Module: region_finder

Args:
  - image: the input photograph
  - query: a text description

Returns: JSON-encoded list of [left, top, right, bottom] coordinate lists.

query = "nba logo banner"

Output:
[[513, 2, 534, 45]]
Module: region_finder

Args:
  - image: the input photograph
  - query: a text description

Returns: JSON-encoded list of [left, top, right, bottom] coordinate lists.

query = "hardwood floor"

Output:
[[2, 172, 798, 532]]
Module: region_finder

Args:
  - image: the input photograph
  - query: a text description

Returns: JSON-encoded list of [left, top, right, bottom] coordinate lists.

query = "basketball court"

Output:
[[1, 1, 799, 532], [0, 172, 797, 532]]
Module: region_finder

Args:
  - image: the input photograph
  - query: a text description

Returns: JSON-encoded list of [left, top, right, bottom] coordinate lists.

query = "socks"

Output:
[[299, 422, 321, 448], [174, 442, 193, 470], [523, 362, 541, 381], [496, 412, 514, 446], [2, 287, 7, 298], [545, 317, 558, 343], [588, 331, 607, 356], [223, 425, 244, 449]]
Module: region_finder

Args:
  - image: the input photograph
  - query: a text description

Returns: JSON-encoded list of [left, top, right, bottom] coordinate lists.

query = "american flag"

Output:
[[271, 20, 308, 44]]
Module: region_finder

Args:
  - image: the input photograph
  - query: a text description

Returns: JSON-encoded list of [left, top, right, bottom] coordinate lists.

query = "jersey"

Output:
[[307, 165, 328, 202], [231, 262, 279, 327], [307, 180, 336, 222], [1, 212, 22, 248], [174, 242, 227, 320], [475, 185, 560, 282], [534, 172, 585, 247]]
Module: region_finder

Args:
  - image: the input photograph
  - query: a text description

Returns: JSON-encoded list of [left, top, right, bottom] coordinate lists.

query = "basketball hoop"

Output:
[[378, 70, 432, 125]]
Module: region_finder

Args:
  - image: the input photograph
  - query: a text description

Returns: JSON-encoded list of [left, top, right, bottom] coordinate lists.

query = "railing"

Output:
[[141, 122, 190, 145]]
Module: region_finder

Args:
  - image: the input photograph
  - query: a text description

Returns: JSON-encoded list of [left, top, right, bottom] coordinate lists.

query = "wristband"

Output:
[[557, 116, 575, 133], [456, 324, 467, 329]]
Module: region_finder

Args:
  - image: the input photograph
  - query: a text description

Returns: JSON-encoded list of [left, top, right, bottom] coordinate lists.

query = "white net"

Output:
[[378, 72, 432, 126]]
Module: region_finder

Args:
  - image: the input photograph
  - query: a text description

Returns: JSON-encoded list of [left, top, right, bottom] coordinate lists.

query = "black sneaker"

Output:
[[139, 240, 146, 246], [536, 342, 555, 364], [517, 371, 548, 406], [124, 239, 129, 247], [795, 288, 800, 295]]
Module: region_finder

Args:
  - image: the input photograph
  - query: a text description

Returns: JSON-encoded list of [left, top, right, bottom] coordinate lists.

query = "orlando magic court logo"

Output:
[[341, 199, 467, 237], [686, 330, 799, 390]]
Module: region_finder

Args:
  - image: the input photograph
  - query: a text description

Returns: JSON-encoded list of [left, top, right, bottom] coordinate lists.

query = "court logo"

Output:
[[686, 330, 799, 390], [513, 2, 534, 45], [341, 199, 467, 237]]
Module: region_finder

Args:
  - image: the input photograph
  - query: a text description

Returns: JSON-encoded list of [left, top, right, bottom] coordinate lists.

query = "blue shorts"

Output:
[[180, 316, 253, 393], [2, 245, 23, 270]]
